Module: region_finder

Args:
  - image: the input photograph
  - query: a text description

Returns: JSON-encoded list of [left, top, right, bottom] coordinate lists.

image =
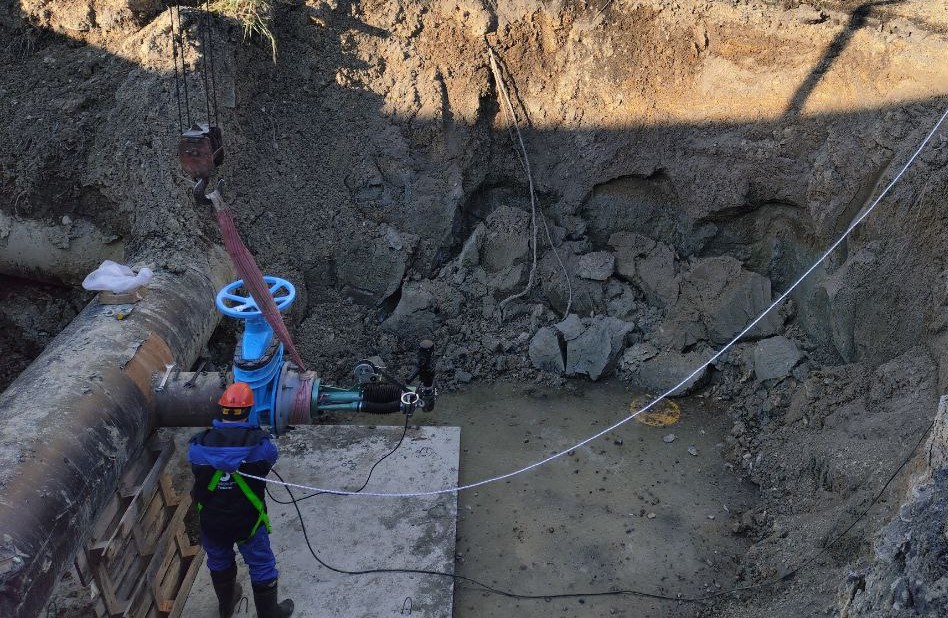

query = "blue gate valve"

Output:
[[215, 276, 295, 426]]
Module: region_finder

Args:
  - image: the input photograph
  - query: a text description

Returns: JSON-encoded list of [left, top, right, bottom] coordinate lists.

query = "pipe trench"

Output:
[[0, 248, 232, 618]]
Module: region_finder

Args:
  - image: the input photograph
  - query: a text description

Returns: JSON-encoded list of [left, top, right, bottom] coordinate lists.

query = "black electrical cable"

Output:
[[703, 418, 937, 599], [270, 465, 691, 602], [267, 417, 934, 606], [204, 0, 221, 131], [174, 4, 192, 127], [198, 3, 213, 127], [266, 413, 411, 505], [166, 5, 184, 132]]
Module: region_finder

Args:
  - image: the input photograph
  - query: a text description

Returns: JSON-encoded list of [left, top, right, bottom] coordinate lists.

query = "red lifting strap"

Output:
[[213, 204, 308, 372]]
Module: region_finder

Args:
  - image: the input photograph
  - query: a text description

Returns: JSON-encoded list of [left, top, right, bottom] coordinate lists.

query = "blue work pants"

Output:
[[201, 527, 279, 584]]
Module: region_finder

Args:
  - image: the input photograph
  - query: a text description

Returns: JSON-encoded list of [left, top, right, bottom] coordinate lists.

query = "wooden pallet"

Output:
[[74, 437, 204, 618]]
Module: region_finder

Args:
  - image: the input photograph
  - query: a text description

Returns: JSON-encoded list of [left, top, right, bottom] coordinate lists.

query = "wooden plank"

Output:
[[94, 561, 129, 615], [89, 493, 123, 546], [143, 498, 190, 607], [165, 549, 204, 618], [156, 551, 183, 613], [119, 452, 155, 498], [122, 573, 149, 618], [82, 438, 189, 618], [93, 594, 108, 618], [176, 531, 200, 559], [135, 490, 171, 555], [159, 472, 181, 507], [75, 550, 93, 587], [114, 552, 146, 611], [91, 445, 173, 562]]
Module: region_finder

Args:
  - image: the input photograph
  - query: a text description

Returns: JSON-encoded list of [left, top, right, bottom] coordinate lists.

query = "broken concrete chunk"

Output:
[[335, 224, 417, 305], [538, 244, 605, 316], [565, 322, 612, 380], [752, 336, 804, 381], [528, 327, 565, 373], [607, 285, 639, 320], [487, 264, 525, 294], [577, 251, 615, 281]]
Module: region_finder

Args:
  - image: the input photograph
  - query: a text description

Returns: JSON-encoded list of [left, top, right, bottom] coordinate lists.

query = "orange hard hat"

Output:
[[218, 382, 254, 408]]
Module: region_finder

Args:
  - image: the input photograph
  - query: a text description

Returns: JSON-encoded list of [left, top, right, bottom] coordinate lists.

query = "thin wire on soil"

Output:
[[488, 47, 573, 319]]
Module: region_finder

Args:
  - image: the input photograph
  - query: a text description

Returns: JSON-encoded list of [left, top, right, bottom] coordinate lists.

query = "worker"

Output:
[[188, 382, 295, 618]]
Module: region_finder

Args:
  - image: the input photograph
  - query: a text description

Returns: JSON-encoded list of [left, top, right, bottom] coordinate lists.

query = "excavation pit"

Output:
[[2, 0, 948, 617]]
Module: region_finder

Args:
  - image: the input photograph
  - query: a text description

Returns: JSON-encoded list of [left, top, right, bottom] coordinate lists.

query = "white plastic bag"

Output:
[[82, 260, 153, 293]]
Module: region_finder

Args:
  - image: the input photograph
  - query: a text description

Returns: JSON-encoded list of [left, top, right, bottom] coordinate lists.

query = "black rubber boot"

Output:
[[252, 578, 294, 618], [209, 564, 243, 618]]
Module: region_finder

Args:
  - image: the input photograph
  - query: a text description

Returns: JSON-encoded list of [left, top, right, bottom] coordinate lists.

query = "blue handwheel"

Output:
[[216, 276, 296, 320]]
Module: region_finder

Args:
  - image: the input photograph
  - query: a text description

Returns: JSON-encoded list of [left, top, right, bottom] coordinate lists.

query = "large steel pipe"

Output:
[[154, 371, 228, 427], [0, 247, 232, 618], [0, 211, 125, 285]]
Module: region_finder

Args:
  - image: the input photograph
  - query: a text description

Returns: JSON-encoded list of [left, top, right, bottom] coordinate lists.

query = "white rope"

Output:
[[243, 105, 948, 498], [490, 47, 574, 317]]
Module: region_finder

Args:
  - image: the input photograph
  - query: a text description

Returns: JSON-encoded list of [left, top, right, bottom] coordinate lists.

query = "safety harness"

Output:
[[198, 469, 272, 542]]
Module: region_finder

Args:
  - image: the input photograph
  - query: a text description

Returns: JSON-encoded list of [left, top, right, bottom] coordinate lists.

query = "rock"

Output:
[[538, 243, 605, 316], [336, 224, 417, 305], [455, 370, 473, 383], [752, 336, 804, 381], [658, 256, 781, 350], [531, 315, 632, 381], [487, 264, 525, 294], [554, 313, 584, 341], [528, 327, 565, 373], [564, 316, 633, 381], [663, 433, 677, 443], [606, 284, 639, 320], [458, 223, 484, 268], [381, 283, 440, 339], [621, 346, 708, 395], [646, 512, 656, 519], [610, 232, 679, 306], [480, 207, 531, 273], [613, 438, 623, 446], [622, 342, 659, 364], [577, 251, 615, 281], [687, 446, 698, 456]]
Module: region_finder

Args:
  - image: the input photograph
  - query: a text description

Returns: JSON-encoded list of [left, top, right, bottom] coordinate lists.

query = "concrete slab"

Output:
[[183, 424, 459, 618]]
